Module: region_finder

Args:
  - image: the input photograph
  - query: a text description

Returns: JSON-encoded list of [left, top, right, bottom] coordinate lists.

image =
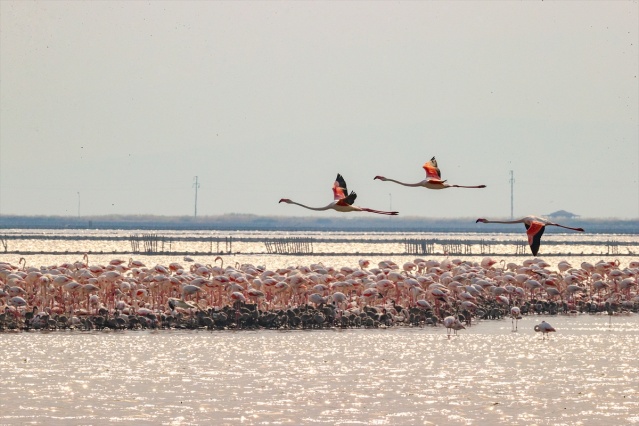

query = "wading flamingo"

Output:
[[374, 157, 486, 190], [443, 315, 465, 337], [475, 216, 584, 256], [534, 320, 556, 339], [510, 306, 521, 331], [279, 174, 399, 215]]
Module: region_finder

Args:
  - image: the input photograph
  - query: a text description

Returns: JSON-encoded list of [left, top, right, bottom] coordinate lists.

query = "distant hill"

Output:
[[1, 214, 637, 234]]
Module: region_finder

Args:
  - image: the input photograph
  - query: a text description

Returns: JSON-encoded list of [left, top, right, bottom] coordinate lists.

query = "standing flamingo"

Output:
[[443, 315, 465, 337], [475, 216, 584, 256], [279, 174, 399, 215], [534, 320, 556, 339], [510, 306, 521, 331], [374, 157, 486, 189]]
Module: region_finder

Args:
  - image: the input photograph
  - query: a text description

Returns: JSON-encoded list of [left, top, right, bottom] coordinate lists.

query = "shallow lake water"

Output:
[[1, 314, 638, 425], [1, 230, 638, 425]]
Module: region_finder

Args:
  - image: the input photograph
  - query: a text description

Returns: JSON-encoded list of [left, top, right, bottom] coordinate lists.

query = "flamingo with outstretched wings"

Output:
[[475, 216, 584, 256], [280, 174, 398, 215], [375, 156, 486, 189]]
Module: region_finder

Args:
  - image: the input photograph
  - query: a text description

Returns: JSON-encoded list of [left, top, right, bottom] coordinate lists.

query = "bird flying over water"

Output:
[[374, 156, 486, 189], [475, 216, 585, 256], [279, 174, 399, 215]]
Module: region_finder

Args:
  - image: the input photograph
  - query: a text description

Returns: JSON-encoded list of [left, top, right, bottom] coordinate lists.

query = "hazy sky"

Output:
[[1, 1, 637, 219]]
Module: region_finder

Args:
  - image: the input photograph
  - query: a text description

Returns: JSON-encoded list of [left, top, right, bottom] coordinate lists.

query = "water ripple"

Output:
[[1, 314, 638, 425]]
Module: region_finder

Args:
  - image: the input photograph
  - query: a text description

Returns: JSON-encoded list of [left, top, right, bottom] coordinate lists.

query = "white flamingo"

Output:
[[510, 306, 521, 331]]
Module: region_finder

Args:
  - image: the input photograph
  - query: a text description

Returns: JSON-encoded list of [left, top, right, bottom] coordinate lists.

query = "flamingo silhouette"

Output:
[[374, 156, 486, 189], [279, 174, 398, 215], [475, 216, 585, 256]]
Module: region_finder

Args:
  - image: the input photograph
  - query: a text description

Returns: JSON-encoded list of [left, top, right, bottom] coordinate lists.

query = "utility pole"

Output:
[[509, 170, 514, 219], [193, 176, 200, 217]]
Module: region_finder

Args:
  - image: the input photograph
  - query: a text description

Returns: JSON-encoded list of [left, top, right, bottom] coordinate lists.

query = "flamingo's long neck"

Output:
[[384, 178, 423, 187], [288, 201, 331, 211], [482, 219, 524, 225]]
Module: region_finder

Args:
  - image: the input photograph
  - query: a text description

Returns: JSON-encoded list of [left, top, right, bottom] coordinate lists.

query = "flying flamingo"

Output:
[[475, 216, 585, 256], [374, 157, 486, 189], [279, 174, 399, 215]]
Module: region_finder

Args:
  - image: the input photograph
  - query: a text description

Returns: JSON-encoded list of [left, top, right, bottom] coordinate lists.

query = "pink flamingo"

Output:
[[279, 174, 398, 215], [443, 315, 465, 337], [476, 216, 584, 256], [374, 156, 486, 189], [534, 320, 556, 339]]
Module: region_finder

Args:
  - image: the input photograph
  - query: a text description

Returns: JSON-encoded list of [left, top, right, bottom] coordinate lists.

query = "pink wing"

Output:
[[332, 174, 348, 200], [423, 157, 443, 182]]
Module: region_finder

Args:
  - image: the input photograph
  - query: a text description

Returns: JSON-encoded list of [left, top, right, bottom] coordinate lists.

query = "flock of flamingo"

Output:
[[1, 253, 637, 334], [0, 156, 628, 334], [279, 157, 585, 256]]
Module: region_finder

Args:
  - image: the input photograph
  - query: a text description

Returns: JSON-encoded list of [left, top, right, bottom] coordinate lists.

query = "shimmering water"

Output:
[[1, 315, 638, 425], [1, 230, 638, 425], [3, 229, 638, 272]]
